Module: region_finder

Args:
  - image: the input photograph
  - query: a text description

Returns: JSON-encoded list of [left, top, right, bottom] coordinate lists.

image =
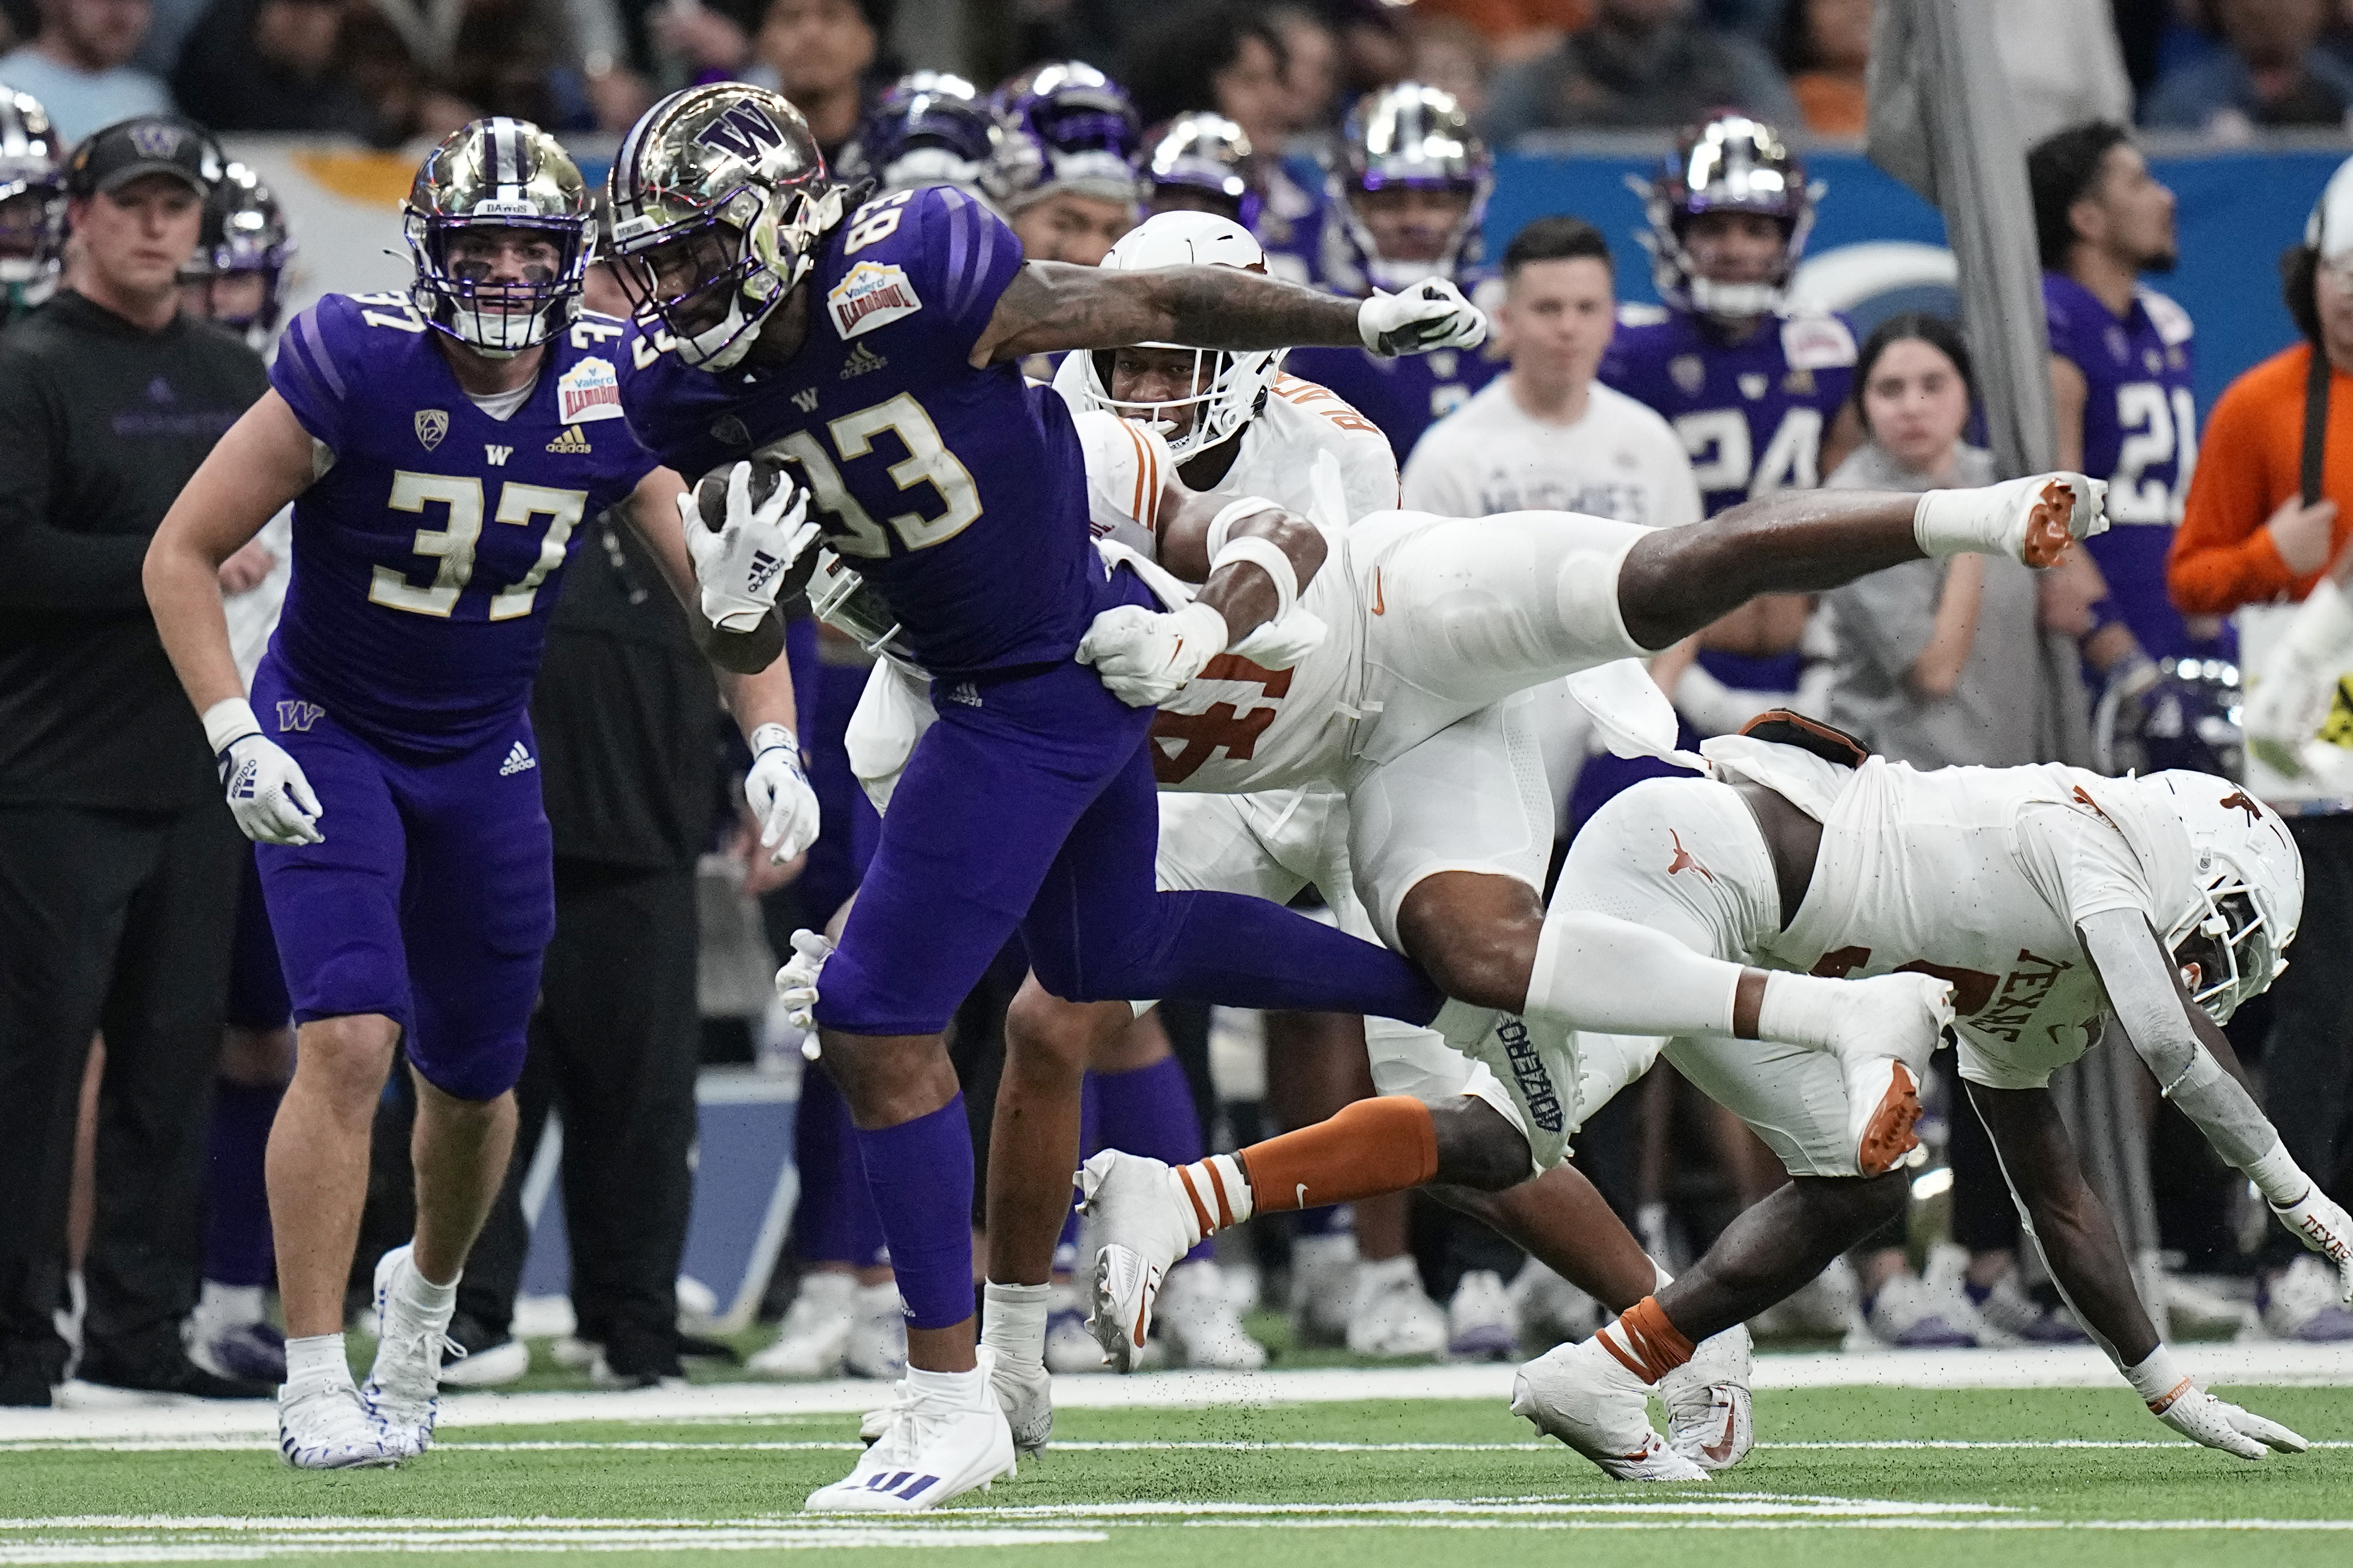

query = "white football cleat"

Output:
[[1512, 1337, 1707, 1483], [1509, 1262, 1602, 1351], [1078, 1150, 1194, 1373], [1289, 1231, 1361, 1347], [805, 1349, 1017, 1513], [280, 1380, 413, 1470], [1043, 1281, 1108, 1375], [1447, 1269, 1517, 1361], [752, 1272, 857, 1377], [1822, 973, 1952, 1176], [1660, 1324, 1752, 1472], [1348, 1255, 1448, 1359], [990, 1347, 1054, 1457], [1156, 1260, 1267, 1371], [361, 1245, 457, 1454]]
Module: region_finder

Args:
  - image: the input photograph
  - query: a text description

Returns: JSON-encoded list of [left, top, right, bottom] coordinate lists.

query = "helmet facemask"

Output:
[[0, 184, 63, 287], [1640, 115, 1819, 322], [2163, 870, 2281, 1025], [409, 211, 588, 357], [611, 179, 845, 372], [1082, 342, 1278, 462]]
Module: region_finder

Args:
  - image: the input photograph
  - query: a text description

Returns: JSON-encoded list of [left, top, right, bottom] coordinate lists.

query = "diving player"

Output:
[[607, 83, 1492, 1511], [0, 85, 64, 326], [1087, 720, 2352, 1476], [144, 119, 816, 1470], [1284, 83, 1504, 463]]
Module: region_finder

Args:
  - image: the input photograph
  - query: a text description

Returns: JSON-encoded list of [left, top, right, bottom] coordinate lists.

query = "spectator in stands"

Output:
[[170, 0, 375, 139], [752, 0, 878, 156], [0, 0, 170, 141], [2165, 167, 2353, 1341], [1268, 2, 1342, 141], [1480, 0, 1800, 142], [1411, 1, 1591, 61], [1776, 0, 1868, 139], [2144, 0, 2353, 137]]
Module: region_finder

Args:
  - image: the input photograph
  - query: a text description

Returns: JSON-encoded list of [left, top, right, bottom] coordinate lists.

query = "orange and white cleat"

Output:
[[1078, 1150, 1197, 1373], [1512, 1337, 1706, 1483]]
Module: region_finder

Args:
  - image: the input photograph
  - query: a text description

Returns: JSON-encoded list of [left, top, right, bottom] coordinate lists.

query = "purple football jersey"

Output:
[[269, 294, 660, 754], [2042, 272, 2216, 660], [1600, 305, 1857, 518], [1283, 341, 1505, 464], [622, 184, 1107, 680]]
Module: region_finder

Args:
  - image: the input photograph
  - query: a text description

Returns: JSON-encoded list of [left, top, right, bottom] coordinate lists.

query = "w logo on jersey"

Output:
[[791, 387, 819, 413], [486, 444, 513, 466], [694, 102, 785, 160], [275, 700, 323, 733]]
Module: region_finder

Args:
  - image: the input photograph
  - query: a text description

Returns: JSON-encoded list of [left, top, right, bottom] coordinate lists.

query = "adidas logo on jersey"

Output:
[[839, 342, 888, 380], [499, 742, 536, 777], [545, 425, 593, 454], [945, 682, 982, 708]]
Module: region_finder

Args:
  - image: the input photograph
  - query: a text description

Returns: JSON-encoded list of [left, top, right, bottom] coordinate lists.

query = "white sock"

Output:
[[982, 1282, 1050, 1367], [395, 1250, 459, 1321], [1752, 972, 1859, 1051], [1168, 1154, 1253, 1247], [285, 1333, 352, 1390], [197, 1281, 266, 1327], [905, 1360, 986, 1406], [1527, 907, 1739, 1037]]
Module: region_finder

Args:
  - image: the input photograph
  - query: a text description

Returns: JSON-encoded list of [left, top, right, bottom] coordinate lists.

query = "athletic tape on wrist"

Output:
[[1204, 497, 1283, 560], [748, 722, 795, 761], [2247, 1141, 2312, 1208], [1210, 533, 1299, 624], [202, 696, 262, 756], [2125, 1345, 2190, 1410]]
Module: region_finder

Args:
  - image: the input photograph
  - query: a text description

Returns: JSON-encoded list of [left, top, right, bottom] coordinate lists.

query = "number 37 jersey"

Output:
[[269, 293, 659, 754]]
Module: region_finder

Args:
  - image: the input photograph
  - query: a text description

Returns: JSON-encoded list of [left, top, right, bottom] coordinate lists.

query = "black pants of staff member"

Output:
[[0, 801, 243, 1392], [2258, 814, 2353, 1266], [462, 859, 701, 1375]]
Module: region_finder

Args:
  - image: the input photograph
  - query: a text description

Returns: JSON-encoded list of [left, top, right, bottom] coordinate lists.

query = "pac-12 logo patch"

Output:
[[556, 356, 625, 423], [415, 409, 449, 450], [826, 261, 922, 340]]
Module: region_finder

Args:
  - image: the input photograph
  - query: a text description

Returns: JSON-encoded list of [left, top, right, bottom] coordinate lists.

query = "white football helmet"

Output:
[[2139, 770, 2304, 1023], [1065, 210, 1283, 461]]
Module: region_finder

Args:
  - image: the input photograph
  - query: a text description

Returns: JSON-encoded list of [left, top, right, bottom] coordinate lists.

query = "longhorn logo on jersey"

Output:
[[414, 409, 449, 450], [827, 261, 922, 340]]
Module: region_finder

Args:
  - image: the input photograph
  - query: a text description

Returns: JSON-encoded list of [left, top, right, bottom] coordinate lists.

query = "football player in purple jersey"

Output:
[[991, 61, 1144, 267], [144, 119, 815, 1471], [0, 87, 66, 326], [2030, 122, 2219, 685], [1285, 83, 1505, 462], [177, 162, 292, 352], [605, 81, 1488, 1510]]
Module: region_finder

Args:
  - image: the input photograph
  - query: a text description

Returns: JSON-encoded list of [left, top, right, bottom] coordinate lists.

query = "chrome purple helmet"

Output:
[[1638, 113, 1821, 319], [1145, 112, 1258, 230], [840, 72, 1004, 200], [404, 116, 591, 358], [1320, 83, 1490, 295], [182, 161, 293, 343], [0, 87, 66, 293], [989, 61, 1142, 212]]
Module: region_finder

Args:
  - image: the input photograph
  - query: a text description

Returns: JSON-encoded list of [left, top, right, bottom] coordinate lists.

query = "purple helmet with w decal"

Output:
[[1639, 113, 1821, 319], [989, 61, 1142, 212], [403, 116, 590, 357], [607, 84, 850, 370], [839, 72, 1004, 200]]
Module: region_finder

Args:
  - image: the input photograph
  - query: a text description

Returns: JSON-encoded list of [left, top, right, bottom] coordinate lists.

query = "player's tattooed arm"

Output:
[[970, 261, 1363, 368], [146, 390, 323, 716], [620, 466, 787, 674]]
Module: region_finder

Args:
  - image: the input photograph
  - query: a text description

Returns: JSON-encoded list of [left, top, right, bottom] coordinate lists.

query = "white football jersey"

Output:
[[1757, 757, 2200, 1089], [1067, 374, 1400, 793]]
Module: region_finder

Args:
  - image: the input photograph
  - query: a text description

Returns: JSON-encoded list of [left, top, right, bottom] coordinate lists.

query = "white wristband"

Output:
[[2285, 578, 2353, 664], [2247, 1141, 2312, 1207], [1209, 533, 1299, 624], [1911, 490, 1971, 558], [202, 696, 262, 755], [1204, 497, 1282, 560], [2124, 1345, 2191, 1410], [748, 722, 795, 759]]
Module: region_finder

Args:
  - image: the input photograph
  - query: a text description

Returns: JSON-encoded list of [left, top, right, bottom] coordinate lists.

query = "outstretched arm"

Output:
[[970, 261, 1483, 367]]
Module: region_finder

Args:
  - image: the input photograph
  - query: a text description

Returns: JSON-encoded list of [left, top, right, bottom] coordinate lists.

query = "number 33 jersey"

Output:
[[1750, 754, 2199, 1090], [621, 184, 1107, 682], [269, 293, 659, 754]]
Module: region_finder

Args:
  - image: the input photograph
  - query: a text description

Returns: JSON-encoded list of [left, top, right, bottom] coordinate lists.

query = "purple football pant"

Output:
[[251, 656, 554, 1103], [815, 657, 1444, 1036]]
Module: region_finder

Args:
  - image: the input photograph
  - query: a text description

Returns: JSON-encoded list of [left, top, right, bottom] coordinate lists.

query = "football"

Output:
[[691, 457, 792, 533]]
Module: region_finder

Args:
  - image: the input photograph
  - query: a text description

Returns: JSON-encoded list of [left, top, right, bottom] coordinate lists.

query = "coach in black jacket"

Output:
[[0, 118, 273, 1405]]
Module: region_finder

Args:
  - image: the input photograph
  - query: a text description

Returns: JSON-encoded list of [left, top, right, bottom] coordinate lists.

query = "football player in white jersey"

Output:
[[1093, 712, 2353, 1478]]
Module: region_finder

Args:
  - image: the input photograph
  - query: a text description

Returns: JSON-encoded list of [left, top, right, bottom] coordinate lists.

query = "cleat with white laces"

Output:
[[752, 1272, 857, 1377], [279, 1380, 413, 1470], [805, 1348, 1017, 1512], [1156, 1259, 1267, 1370], [990, 1349, 1054, 1457], [847, 1282, 909, 1380], [1346, 1255, 1448, 1359], [1509, 1262, 1601, 1351], [1446, 1269, 1517, 1360], [1512, 1337, 1707, 1482], [1966, 1272, 2087, 1346], [1855, 1272, 1980, 1349], [1660, 1325, 1752, 1471], [361, 1245, 459, 1454], [1078, 1150, 1195, 1373]]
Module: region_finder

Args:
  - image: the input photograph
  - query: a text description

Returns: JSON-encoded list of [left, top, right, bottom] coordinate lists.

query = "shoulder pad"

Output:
[[1780, 311, 1858, 370], [1072, 409, 1171, 543], [2139, 288, 2195, 348], [1617, 302, 1671, 328]]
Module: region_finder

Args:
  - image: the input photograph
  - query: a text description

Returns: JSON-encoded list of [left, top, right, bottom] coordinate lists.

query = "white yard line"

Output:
[[6, 1436, 2353, 1455]]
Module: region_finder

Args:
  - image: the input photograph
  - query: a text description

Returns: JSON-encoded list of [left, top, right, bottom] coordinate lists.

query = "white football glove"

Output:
[[775, 928, 835, 1035], [1913, 472, 2109, 566], [2270, 1183, 2353, 1304], [204, 699, 324, 846], [1076, 599, 1228, 707], [744, 722, 821, 865], [2148, 1379, 2308, 1461], [679, 461, 818, 633], [1357, 279, 1489, 356]]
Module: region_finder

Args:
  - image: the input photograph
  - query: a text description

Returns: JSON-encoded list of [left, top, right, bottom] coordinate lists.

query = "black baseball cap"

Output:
[[67, 115, 223, 199]]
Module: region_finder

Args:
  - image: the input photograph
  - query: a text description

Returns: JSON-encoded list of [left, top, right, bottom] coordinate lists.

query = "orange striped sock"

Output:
[[1595, 1296, 1695, 1385], [1167, 1154, 1253, 1249]]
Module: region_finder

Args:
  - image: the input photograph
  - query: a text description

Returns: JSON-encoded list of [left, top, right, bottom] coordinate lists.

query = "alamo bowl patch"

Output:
[[827, 261, 922, 341], [556, 356, 625, 423]]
